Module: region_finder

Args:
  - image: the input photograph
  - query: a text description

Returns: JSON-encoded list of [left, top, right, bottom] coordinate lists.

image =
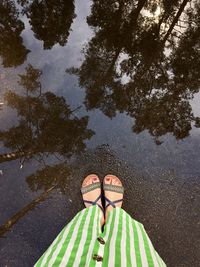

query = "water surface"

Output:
[[0, 0, 200, 266]]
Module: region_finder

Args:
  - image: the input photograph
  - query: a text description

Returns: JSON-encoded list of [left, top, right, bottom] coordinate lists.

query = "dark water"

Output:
[[0, 0, 200, 266]]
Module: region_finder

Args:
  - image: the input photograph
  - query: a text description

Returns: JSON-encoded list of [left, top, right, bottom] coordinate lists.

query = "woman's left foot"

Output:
[[81, 174, 105, 226], [103, 174, 124, 222]]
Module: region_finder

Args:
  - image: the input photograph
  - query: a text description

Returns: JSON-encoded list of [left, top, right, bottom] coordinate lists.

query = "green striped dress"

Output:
[[34, 206, 166, 266]]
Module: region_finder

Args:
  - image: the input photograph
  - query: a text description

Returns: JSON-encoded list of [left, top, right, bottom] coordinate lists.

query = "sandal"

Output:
[[81, 176, 104, 214], [103, 175, 124, 211]]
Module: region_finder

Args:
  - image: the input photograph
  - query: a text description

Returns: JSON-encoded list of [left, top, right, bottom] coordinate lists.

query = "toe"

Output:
[[104, 174, 122, 186], [82, 174, 100, 187]]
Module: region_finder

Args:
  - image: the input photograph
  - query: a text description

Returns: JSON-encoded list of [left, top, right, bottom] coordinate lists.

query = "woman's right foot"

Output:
[[81, 174, 105, 226], [103, 174, 124, 221]]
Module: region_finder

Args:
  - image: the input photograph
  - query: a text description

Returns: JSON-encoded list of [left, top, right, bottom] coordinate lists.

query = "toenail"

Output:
[[93, 177, 97, 181]]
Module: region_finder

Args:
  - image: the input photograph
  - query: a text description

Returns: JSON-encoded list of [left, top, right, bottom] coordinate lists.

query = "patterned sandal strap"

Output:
[[104, 196, 123, 209], [81, 182, 101, 194], [84, 195, 104, 214], [103, 183, 124, 194]]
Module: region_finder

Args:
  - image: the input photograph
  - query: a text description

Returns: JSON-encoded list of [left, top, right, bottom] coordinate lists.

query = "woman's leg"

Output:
[[81, 174, 104, 226], [100, 175, 166, 267], [100, 208, 166, 267], [34, 175, 104, 267]]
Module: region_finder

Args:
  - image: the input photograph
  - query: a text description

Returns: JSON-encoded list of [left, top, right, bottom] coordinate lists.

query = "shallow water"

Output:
[[0, 0, 200, 266]]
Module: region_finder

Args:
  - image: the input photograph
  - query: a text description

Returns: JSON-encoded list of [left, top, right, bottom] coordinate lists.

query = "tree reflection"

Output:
[[22, 0, 76, 49], [26, 163, 71, 193], [0, 183, 56, 236], [68, 0, 200, 143], [0, 163, 73, 236], [0, 64, 94, 163], [0, 0, 30, 67]]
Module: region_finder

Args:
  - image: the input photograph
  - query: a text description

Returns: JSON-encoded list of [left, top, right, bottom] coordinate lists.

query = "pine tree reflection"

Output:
[[68, 0, 200, 143], [21, 0, 76, 49], [26, 163, 71, 193], [0, 0, 30, 67], [0, 163, 71, 237], [0, 64, 94, 163], [0, 183, 57, 236]]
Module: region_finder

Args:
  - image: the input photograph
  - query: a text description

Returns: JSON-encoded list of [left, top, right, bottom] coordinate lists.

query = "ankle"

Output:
[[105, 208, 113, 222]]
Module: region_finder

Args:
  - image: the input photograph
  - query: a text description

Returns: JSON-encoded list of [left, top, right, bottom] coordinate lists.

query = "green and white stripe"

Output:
[[34, 206, 166, 267]]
